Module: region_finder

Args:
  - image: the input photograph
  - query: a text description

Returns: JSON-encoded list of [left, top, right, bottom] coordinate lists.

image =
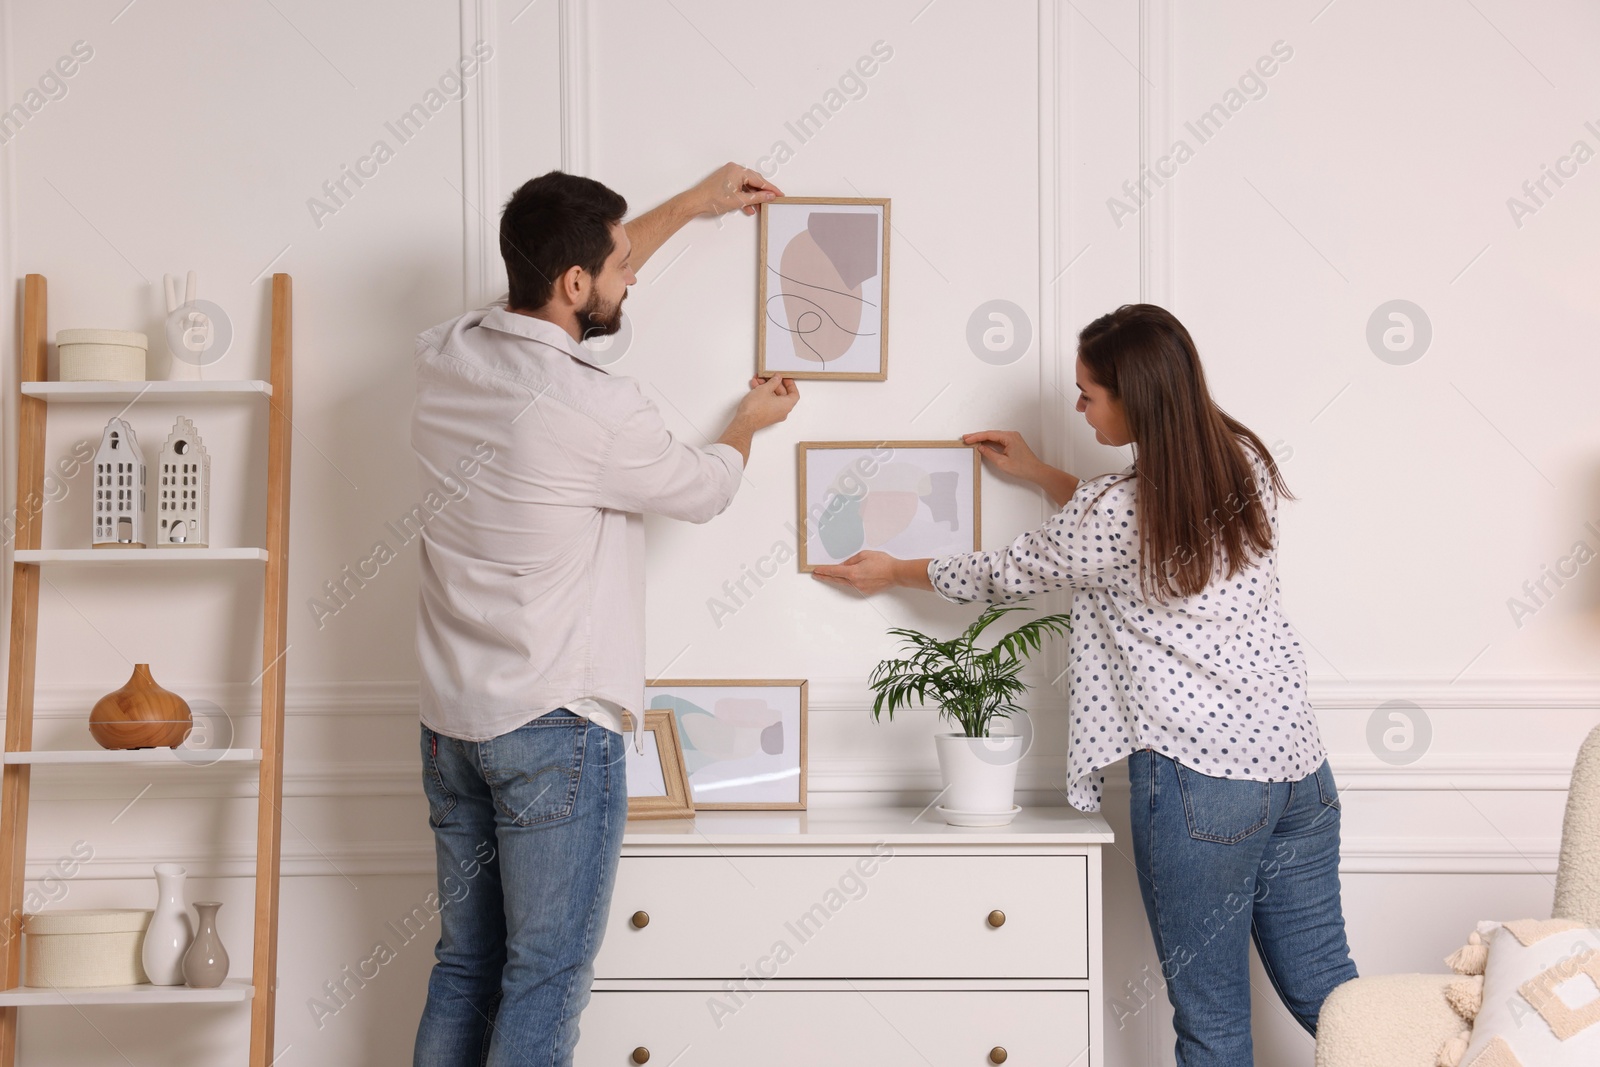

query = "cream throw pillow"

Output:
[[1458, 918, 1600, 1066]]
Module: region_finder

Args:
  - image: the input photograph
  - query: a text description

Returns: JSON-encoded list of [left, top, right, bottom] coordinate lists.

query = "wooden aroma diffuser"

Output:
[[89, 664, 192, 750]]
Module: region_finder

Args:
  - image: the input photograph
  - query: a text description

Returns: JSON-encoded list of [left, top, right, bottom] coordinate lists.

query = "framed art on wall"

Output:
[[622, 709, 695, 820], [757, 197, 890, 381], [644, 679, 808, 810], [797, 441, 981, 572]]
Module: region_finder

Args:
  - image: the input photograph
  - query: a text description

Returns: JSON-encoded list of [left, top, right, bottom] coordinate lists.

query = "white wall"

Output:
[[2, 1, 1598, 1064]]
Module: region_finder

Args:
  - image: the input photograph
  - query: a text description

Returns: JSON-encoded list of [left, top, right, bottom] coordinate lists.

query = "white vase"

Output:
[[140, 863, 192, 985], [934, 733, 1024, 824]]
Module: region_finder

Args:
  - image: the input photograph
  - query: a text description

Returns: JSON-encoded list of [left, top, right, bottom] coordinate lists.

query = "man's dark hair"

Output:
[[500, 170, 627, 311]]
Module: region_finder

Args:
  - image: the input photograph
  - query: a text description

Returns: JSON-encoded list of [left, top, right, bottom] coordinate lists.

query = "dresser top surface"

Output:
[[621, 805, 1114, 845]]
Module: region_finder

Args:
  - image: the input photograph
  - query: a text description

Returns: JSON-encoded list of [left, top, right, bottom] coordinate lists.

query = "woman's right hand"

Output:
[[963, 430, 1044, 482]]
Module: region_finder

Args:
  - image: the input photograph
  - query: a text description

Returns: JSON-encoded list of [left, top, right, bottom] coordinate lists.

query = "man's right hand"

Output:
[[717, 376, 799, 466], [737, 374, 801, 429]]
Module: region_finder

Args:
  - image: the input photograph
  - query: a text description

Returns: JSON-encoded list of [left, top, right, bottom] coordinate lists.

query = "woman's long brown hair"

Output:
[[1077, 304, 1292, 603]]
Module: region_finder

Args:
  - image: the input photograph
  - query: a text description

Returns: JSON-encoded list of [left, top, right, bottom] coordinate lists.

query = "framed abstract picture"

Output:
[[622, 709, 695, 820], [757, 197, 890, 381], [797, 441, 981, 572], [643, 679, 808, 810]]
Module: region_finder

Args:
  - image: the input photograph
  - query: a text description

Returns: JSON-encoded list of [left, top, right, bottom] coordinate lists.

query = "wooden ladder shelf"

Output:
[[0, 273, 293, 1065]]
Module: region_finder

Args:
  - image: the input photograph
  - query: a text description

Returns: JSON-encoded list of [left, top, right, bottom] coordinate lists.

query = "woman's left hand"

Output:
[[811, 551, 899, 595]]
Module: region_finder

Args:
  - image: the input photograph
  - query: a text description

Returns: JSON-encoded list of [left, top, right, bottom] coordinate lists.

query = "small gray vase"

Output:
[[181, 901, 229, 988]]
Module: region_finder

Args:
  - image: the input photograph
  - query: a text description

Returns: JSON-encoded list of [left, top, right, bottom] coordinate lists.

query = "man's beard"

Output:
[[580, 289, 625, 340]]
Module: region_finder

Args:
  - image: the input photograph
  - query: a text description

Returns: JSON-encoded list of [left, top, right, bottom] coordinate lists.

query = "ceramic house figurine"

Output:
[[92, 417, 146, 548], [156, 416, 210, 547]]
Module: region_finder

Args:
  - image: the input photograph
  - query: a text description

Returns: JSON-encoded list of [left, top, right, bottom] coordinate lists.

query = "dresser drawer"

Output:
[[576, 989, 1089, 1066], [594, 855, 1087, 980]]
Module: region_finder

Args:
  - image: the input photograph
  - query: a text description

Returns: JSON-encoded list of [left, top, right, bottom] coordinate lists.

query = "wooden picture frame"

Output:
[[623, 709, 695, 820], [796, 441, 981, 573], [757, 197, 890, 381], [644, 679, 808, 810]]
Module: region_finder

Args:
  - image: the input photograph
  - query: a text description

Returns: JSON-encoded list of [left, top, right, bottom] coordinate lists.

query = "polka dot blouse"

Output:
[[927, 443, 1326, 812]]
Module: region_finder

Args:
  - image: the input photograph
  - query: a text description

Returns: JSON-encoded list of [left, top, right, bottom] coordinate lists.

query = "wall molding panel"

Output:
[[1035, 0, 1073, 697], [557, 0, 589, 175], [10, 747, 1585, 804], [12, 675, 1598, 717], [1138, 0, 1175, 307], [459, 0, 501, 309]]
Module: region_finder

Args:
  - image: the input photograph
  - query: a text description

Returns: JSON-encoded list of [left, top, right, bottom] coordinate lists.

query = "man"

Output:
[[409, 163, 798, 1066]]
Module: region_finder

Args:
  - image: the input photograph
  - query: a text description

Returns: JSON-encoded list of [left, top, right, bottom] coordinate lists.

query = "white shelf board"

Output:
[[20, 380, 270, 402], [14, 548, 267, 563], [3, 748, 261, 765], [0, 980, 253, 1007]]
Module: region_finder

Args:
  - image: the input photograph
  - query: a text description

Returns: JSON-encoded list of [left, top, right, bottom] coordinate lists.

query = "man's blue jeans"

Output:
[[414, 710, 628, 1067], [1126, 749, 1358, 1067]]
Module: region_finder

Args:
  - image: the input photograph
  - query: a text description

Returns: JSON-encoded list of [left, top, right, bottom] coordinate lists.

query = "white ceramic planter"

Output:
[[934, 733, 1024, 825], [57, 328, 147, 382], [21, 908, 152, 987]]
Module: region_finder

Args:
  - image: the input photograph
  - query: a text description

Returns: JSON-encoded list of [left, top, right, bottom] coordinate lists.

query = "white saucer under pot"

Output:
[[936, 803, 1023, 828]]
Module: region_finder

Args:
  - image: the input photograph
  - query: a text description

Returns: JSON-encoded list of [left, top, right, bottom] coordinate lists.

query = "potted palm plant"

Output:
[[867, 602, 1071, 825]]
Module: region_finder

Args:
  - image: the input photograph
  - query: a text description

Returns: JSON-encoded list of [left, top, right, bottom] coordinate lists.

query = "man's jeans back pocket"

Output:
[[483, 716, 587, 827], [420, 727, 458, 829], [1174, 763, 1271, 844]]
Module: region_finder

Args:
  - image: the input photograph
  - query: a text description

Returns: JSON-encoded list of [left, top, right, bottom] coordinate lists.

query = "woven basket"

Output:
[[57, 329, 147, 382], [22, 908, 152, 987]]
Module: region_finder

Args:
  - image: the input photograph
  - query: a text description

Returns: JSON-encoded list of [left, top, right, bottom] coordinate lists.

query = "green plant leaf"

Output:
[[864, 598, 1073, 736]]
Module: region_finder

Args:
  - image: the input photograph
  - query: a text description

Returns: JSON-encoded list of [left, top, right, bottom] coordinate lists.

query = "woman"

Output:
[[812, 303, 1356, 1065]]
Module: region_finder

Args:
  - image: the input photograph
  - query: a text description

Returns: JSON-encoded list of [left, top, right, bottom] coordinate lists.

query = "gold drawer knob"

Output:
[[989, 1047, 1008, 1064], [630, 911, 650, 929], [987, 909, 1006, 928], [631, 1047, 650, 1064]]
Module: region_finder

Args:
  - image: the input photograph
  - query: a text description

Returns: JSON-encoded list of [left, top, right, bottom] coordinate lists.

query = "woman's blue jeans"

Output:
[[414, 710, 628, 1067], [1126, 749, 1358, 1066]]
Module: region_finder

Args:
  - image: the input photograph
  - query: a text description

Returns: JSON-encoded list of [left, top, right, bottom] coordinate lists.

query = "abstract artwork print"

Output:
[[644, 680, 808, 809], [797, 442, 980, 572], [757, 198, 890, 380]]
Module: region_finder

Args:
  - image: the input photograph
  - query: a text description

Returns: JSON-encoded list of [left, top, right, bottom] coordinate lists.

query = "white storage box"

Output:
[[22, 908, 152, 987], [57, 329, 147, 382]]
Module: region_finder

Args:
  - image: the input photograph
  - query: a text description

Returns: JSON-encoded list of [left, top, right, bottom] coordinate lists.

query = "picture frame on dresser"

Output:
[[797, 441, 981, 573], [644, 679, 808, 810], [622, 709, 695, 820]]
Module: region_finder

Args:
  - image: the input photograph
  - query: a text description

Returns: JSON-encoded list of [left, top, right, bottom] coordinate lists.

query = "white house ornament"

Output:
[[92, 418, 146, 548], [156, 416, 210, 548]]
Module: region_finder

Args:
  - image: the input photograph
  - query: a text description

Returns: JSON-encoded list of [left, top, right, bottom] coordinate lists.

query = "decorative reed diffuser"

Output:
[[89, 664, 192, 750]]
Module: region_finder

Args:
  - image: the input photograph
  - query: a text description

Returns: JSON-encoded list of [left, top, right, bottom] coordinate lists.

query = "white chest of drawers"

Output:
[[578, 805, 1113, 1067]]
